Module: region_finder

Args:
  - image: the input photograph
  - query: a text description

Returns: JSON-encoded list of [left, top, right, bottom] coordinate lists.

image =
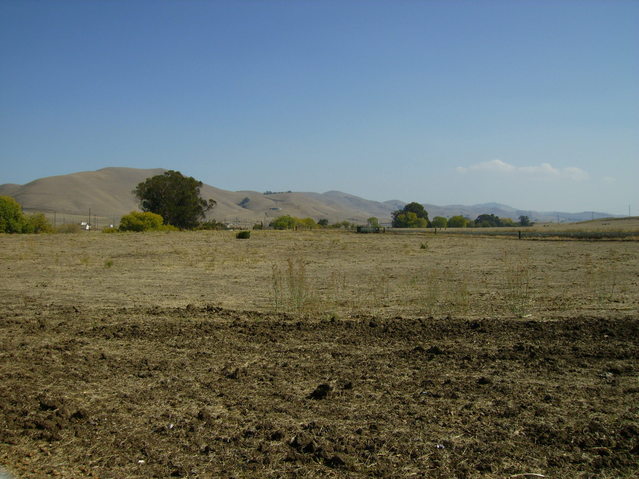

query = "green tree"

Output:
[[500, 217, 518, 227], [447, 215, 469, 228], [403, 202, 429, 219], [119, 211, 165, 232], [392, 211, 428, 228], [0, 196, 26, 233], [340, 220, 353, 229], [270, 215, 297, 230], [519, 215, 532, 227], [298, 218, 318, 229], [431, 216, 448, 228], [367, 217, 380, 228], [330, 220, 353, 229], [474, 214, 502, 227], [392, 202, 430, 228], [134, 170, 216, 229], [0, 197, 53, 234], [317, 218, 329, 227]]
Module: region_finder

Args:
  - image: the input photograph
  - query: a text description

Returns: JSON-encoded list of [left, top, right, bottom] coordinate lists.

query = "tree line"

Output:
[[390, 203, 532, 228]]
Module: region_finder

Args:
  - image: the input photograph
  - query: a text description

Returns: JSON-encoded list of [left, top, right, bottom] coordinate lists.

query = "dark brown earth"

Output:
[[1, 303, 638, 478]]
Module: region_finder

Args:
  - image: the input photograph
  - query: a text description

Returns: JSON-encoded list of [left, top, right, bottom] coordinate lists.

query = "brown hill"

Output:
[[0, 167, 618, 226], [0, 167, 399, 225], [0, 167, 166, 218]]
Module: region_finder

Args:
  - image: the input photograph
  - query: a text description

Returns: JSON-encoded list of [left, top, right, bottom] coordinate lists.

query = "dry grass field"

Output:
[[1, 229, 638, 478]]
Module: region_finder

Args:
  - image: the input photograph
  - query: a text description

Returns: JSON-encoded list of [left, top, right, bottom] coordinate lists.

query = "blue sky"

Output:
[[1, 0, 637, 214]]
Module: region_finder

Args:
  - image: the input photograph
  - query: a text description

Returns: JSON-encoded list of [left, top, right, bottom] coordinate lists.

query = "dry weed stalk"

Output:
[[271, 257, 316, 315], [502, 249, 532, 317]]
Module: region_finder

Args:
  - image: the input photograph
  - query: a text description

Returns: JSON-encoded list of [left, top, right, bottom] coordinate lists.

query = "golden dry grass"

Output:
[[1, 229, 637, 319]]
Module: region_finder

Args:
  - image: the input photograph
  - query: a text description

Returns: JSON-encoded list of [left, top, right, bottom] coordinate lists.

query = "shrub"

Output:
[[431, 216, 448, 228], [0, 196, 54, 234], [23, 213, 54, 233], [297, 218, 318, 229], [102, 226, 119, 233], [448, 215, 469, 228], [519, 215, 533, 227], [0, 196, 26, 233], [119, 211, 165, 232], [55, 223, 83, 234], [269, 215, 320, 230], [236, 230, 251, 239], [198, 220, 227, 230], [392, 211, 428, 228], [330, 220, 353, 229], [270, 215, 297, 230]]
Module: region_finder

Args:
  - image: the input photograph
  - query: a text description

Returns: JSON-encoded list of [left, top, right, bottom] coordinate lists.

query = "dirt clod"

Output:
[[308, 383, 332, 400]]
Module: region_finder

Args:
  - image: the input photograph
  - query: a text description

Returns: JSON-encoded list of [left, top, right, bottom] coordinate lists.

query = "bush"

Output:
[[0, 197, 54, 233], [270, 215, 297, 230], [448, 215, 469, 228], [430, 216, 448, 228], [0, 196, 26, 233], [269, 215, 319, 230], [119, 211, 165, 232], [297, 218, 318, 229], [330, 221, 353, 229], [236, 230, 251, 239], [392, 211, 428, 228], [23, 213, 54, 233], [198, 220, 227, 230], [102, 226, 119, 233], [55, 223, 83, 234], [519, 215, 533, 227]]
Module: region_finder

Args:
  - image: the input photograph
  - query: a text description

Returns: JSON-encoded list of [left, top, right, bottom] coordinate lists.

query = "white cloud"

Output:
[[563, 167, 589, 182], [455, 159, 589, 181], [456, 159, 514, 174]]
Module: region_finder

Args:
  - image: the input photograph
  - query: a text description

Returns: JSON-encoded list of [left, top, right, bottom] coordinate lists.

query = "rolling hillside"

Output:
[[0, 168, 399, 225], [0, 167, 616, 226]]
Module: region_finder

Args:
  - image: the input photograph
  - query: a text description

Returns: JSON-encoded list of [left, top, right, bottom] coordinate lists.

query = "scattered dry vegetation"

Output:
[[1, 229, 638, 478]]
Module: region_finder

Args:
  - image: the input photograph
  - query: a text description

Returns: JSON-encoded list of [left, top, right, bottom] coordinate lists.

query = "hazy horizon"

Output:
[[1, 1, 637, 215]]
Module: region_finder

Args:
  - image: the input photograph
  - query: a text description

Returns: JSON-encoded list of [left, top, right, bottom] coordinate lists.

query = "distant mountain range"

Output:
[[0, 167, 617, 225]]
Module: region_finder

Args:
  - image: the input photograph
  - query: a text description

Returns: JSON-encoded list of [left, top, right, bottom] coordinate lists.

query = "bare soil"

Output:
[[1, 230, 638, 478]]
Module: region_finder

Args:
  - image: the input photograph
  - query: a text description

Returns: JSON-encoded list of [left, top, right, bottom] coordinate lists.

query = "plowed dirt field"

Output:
[[1, 230, 638, 478]]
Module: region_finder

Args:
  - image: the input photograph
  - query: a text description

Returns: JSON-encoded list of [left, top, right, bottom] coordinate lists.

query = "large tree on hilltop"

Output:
[[134, 170, 216, 229]]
